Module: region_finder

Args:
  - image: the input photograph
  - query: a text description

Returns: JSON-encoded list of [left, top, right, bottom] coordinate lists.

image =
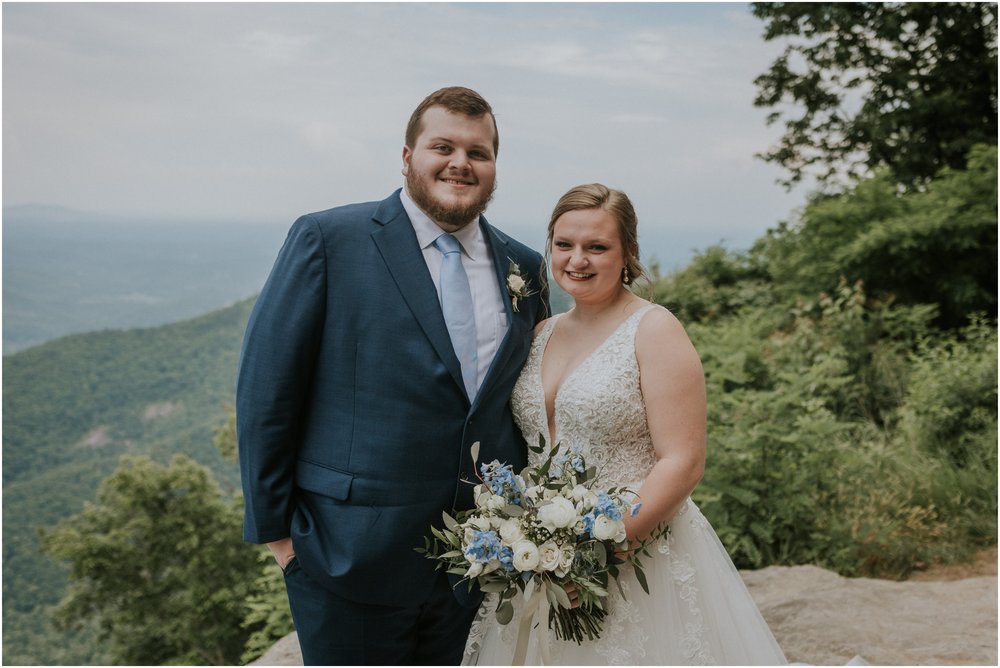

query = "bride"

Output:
[[463, 184, 788, 665]]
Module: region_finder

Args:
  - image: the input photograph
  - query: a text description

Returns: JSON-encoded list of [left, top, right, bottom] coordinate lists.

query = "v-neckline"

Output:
[[538, 305, 651, 446]]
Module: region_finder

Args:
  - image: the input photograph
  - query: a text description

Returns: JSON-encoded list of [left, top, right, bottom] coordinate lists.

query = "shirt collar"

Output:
[[401, 186, 482, 259]]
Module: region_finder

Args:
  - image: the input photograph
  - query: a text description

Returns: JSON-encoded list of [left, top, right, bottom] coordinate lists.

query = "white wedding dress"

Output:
[[464, 303, 788, 665]]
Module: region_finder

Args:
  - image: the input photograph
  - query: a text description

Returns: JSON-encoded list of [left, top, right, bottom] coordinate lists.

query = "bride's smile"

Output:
[[550, 207, 628, 303]]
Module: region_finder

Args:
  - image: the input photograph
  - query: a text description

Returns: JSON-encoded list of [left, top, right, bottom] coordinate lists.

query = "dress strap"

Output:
[[622, 302, 658, 337]]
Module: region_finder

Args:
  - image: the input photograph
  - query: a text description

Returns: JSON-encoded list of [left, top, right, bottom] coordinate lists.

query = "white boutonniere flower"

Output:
[[506, 261, 535, 312]]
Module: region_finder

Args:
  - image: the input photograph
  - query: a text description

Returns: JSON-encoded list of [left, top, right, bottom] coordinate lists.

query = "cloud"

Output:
[[2, 2, 805, 243], [609, 113, 671, 124]]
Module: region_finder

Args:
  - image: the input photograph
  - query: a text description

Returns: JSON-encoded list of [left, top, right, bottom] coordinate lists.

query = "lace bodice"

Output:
[[511, 303, 659, 488]]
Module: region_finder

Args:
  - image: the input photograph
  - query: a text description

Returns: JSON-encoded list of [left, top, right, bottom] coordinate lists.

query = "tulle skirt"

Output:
[[463, 498, 788, 666]]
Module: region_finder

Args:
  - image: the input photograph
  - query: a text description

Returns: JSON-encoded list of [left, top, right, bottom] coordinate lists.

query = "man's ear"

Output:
[[401, 146, 412, 176]]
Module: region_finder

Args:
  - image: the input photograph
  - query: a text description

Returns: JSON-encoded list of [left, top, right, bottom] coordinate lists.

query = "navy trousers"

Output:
[[283, 558, 479, 665]]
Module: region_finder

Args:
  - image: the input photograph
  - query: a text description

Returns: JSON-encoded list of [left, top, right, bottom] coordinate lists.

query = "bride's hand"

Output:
[[563, 581, 581, 609]]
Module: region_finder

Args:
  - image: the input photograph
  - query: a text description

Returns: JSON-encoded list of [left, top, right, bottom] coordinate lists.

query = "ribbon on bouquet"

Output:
[[511, 580, 552, 665]]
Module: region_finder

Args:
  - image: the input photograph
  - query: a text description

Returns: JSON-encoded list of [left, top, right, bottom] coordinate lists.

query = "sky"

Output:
[[2, 2, 811, 267]]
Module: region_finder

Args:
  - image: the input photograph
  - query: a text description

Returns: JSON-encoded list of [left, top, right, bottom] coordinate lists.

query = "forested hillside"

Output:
[[3, 299, 254, 664]]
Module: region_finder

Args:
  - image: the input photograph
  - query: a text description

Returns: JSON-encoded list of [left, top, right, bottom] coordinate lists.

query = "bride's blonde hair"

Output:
[[547, 183, 649, 286]]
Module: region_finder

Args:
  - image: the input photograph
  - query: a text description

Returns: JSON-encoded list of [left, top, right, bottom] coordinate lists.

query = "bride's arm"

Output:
[[625, 306, 707, 541]]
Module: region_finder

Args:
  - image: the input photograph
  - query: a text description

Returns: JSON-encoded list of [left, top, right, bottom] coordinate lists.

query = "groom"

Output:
[[236, 86, 548, 664]]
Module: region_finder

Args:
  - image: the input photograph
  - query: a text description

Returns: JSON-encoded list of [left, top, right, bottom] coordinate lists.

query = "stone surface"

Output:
[[252, 566, 998, 665], [743, 565, 997, 665]]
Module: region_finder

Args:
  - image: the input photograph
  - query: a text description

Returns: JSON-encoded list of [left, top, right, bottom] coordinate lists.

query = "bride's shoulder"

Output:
[[531, 316, 557, 337], [635, 302, 702, 365], [635, 302, 686, 336]]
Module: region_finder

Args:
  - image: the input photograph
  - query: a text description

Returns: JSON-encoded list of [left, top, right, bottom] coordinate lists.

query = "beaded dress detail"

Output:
[[463, 304, 788, 666], [512, 305, 658, 488]]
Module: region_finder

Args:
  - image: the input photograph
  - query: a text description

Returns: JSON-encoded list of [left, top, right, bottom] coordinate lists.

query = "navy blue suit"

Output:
[[237, 189, 548, 663]]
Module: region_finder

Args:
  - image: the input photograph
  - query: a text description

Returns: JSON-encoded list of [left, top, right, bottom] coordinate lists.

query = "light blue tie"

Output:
[[433, 234, 478, 401]]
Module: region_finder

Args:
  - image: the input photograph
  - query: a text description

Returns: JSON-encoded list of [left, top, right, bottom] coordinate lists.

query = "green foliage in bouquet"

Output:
[[418, 437, 668, 645]]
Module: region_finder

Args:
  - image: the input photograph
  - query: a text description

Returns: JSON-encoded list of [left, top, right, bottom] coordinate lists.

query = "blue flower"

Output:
[[595, 492, 624, 522], [480, 460, 525, 506], [463, 530, 502, 564], [498, 546, 515, 572], [630, 503, 643, 517], [551, 446, 586, 479]]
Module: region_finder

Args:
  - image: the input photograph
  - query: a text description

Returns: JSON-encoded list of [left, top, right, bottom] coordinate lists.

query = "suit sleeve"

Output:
[[236, 215, 327, 543]]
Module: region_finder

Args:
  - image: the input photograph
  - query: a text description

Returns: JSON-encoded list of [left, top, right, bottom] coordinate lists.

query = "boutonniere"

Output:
[[506, 260, 536, 313]]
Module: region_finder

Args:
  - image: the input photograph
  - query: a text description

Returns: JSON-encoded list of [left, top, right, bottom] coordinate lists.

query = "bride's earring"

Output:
[[622, 267, 630, 285]]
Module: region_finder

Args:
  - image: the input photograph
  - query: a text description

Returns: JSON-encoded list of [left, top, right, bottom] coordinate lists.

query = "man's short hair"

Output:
[[405, 86, 499, 157]]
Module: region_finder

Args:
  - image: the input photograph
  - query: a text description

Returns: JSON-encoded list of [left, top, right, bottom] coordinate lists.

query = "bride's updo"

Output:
[[547, 183, 649, 286]]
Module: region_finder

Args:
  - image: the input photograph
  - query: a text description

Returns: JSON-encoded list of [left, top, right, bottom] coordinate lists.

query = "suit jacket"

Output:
[[236, 189, 548, 607]]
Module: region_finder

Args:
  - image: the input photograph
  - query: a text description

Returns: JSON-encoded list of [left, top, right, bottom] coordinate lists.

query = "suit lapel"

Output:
[[370, 193, 466, 395], [474, 219, 520, 409]]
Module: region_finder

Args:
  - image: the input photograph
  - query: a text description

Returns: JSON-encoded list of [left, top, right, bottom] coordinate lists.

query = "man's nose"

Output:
[[448, 150, 471, 170]]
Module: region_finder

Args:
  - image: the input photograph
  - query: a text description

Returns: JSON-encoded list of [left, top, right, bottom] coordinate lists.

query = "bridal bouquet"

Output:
[[417, 436, 668, 649]]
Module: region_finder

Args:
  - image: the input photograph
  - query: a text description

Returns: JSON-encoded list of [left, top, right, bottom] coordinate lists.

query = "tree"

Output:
[[40, 454, 264, 665], [755, 144, 997, 327], [753, 2, 997, 188]]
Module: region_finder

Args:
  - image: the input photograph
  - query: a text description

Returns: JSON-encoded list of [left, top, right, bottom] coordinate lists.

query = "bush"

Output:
[[682, 279, 996, 578]]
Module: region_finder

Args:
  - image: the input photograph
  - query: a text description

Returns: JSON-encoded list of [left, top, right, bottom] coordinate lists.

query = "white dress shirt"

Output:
[[400, 187, 510, 395]]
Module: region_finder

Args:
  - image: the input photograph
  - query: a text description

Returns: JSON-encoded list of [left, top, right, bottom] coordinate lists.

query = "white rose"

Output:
[[486, 494, 508, 511], [499, 519, 524, 545], [507, 274, 526, 292], [556, 545, 575, 577], [592, 515, 624, 541], [537, 496, 578, 531], [542, 487, 558, 500], [469, 516, 492, 531], [512, 540, 540, 571], [538, 541, 561, 572]]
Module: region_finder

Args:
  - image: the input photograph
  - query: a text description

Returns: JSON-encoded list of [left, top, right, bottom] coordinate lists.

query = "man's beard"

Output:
[[406, 171, 497, 229]]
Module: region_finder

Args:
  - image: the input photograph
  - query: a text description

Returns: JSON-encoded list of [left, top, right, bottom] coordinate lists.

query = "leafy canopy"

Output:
[[40, 454, 264, 666], [753, 2, 998, 188]]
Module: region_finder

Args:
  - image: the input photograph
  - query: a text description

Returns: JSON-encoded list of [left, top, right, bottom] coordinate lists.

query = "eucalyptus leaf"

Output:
[[547, 580, 572, 609], [496, 601, 515, 625], [634, 565, 650, 595], [595, 543, 607, 568], [479, 581, 508, 593], [470, 441, 481, 465], [442, 511, 459, 532]]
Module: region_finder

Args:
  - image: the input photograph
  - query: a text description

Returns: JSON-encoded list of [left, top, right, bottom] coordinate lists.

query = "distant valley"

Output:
[[3, 205, 290, 353], [3, 204, 746, 354]]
